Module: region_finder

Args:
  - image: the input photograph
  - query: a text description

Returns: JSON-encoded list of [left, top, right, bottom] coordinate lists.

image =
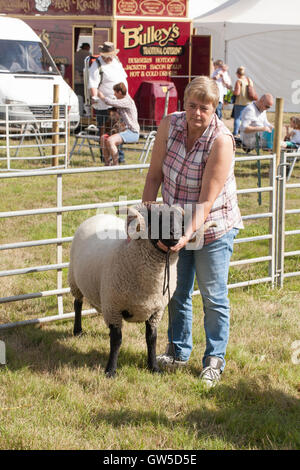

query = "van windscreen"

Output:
[[0, 39, 60, 75]]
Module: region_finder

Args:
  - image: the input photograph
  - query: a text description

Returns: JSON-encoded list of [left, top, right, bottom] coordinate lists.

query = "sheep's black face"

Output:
[[147, 206, 184, 248]]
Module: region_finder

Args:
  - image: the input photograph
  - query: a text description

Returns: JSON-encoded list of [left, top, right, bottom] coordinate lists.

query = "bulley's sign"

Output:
[[116, 0, 187, 17], [117, 19, 190, 103], [120, 23, 184, 56]]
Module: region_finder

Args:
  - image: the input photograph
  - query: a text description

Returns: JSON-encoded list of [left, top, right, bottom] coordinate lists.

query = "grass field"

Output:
[[0, 114, 299, 450]]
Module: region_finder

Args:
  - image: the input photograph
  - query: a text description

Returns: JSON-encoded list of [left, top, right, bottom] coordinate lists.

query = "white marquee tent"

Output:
[[188, 0, 220, 18], [193, 0, 300, 111]]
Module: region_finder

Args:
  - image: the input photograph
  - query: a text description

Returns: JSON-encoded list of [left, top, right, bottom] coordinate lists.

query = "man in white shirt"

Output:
[[240, 94, 274, 151], [88, 42, 128, 162], [211, 60, 231, 119]]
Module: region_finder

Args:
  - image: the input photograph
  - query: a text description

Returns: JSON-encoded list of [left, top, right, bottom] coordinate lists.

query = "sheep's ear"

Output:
[[126, 206, 147, 239]]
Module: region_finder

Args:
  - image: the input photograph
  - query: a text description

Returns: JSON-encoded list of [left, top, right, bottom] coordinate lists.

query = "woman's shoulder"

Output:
[[157, 112, 185, 139], [168, 111, 186, 127], [213, 116, 234, 141]]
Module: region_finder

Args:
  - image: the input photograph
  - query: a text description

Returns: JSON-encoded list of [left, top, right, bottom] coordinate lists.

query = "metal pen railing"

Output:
[[1, 152, 293, 329], [0, 103, 69, 171]]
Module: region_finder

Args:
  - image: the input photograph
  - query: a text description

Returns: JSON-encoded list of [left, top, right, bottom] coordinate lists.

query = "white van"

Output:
[[0, 16, 80, 129]]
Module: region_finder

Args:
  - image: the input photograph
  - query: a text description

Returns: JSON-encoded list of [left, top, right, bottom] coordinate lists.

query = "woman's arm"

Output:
[[142, 115, 171, 202], [234, 79, 241, 96], [197, 134, 234, 222]]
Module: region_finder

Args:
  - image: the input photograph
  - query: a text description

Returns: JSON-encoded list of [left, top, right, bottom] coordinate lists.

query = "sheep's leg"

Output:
[[105, 324, 122, 378], [145, 320, 160, 373], [73, 299, 83, 336]]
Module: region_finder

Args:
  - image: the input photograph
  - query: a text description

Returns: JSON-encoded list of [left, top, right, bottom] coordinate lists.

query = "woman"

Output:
[[97, 82, 140, 165], [233, 66, 254, 136], [142, 76, 243, 388]]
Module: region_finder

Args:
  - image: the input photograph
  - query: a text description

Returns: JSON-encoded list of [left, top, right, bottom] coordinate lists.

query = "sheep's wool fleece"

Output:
[[68, 213, 179, 328]]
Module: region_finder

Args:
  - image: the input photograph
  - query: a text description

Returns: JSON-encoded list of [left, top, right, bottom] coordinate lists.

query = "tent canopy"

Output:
[[193, 0, 300, 111], [188, 0, 219, 18]]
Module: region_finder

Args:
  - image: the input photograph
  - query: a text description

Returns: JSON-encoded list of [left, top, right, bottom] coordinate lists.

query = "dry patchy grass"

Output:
[[0, 125, 299, 450]]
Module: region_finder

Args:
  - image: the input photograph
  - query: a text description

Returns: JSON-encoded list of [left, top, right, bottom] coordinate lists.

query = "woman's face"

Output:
[[185, 94, 215, 132]]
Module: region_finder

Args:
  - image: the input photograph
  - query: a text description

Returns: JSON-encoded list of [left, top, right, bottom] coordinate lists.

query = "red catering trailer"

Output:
[[0, 0, 211, 126]]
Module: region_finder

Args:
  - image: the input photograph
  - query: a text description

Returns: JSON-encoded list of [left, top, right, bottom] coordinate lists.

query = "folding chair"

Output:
[[138, 130, 157, 164], [235, 133, 263, 205], [69, 125, 99, 162], [285, 149, 300, 180]]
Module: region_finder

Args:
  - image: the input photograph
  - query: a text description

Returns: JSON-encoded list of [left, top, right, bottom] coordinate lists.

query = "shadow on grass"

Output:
[[1, 324, 300, 449], [1, 322, 149, 374], [91, 380, 300, 449], [185, 380, 300, 449]]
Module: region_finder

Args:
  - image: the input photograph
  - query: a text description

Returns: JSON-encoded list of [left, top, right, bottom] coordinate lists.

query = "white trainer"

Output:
[[156, 344, 188, 371], [199, 356, 223, 388]]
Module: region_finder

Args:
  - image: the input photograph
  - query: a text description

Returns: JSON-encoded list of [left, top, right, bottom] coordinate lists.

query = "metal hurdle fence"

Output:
[[276, 151, 300, 287], [0, 103, 69, 171], [0, 151, 299, 329]]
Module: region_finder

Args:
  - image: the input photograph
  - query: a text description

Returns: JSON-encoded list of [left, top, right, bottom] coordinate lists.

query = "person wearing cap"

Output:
[[88, 42, 128, 163], [74, 43, 91, 115]]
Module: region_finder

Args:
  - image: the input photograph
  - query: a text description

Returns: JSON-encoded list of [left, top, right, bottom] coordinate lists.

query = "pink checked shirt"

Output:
[[162, 112, 243, 245]]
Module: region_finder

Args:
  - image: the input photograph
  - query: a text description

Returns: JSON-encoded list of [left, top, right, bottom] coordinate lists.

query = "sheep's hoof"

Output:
[[73, 329, 83, 337], [149, 366, 162, 374], [105, 370, 116, 379]]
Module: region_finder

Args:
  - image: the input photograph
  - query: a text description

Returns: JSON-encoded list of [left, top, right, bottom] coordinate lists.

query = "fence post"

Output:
[[57, 173, 63, 315], [276, 152, 286, 288], [66, 105, 70, 168], [269, 98, 283, 282], [5, 105, 10, 171], [52, 85, 60, 167], [273, 98, 284, 169], [270, 153, 277, 287]]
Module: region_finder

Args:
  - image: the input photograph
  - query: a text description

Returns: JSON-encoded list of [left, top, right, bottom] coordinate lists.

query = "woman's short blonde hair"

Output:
[[236, 66, 245, 76], [183, 76, 219, 110]]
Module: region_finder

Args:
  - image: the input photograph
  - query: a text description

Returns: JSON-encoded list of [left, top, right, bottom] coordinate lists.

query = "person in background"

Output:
[[74, 43, 91, 116], [211, 59, 232, 120], [99, 107, 126, 164], [232, 66, 255, 137], [89, 42, 128, 163], [240, 94, 274, 152], [142, 76, 243, 388], [97, 82, 140, 166], [282, 116, 300, 148]]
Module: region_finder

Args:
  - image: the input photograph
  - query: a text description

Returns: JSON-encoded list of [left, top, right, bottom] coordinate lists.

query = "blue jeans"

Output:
[[215, 102, 223, 119], [233, 104, 246, 136], [167, 228, 239, 369]]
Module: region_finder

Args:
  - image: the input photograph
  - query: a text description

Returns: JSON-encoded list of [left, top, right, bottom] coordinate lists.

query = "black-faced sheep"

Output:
[[68, 203, 185, 377]]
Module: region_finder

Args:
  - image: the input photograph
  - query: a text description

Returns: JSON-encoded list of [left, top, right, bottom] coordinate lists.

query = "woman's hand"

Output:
[[170, 235, 189, 252], [156, 235, 189, 253]]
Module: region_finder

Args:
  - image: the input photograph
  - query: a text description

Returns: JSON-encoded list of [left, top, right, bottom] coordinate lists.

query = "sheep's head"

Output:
[[126, 202, 184, 248]]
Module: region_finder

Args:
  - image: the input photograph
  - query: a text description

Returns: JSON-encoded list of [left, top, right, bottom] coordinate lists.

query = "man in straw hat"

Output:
[[88, 42, 128, 162]]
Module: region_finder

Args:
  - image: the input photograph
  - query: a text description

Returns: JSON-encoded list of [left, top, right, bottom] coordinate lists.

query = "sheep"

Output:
[[68, 203, 213, 377]]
